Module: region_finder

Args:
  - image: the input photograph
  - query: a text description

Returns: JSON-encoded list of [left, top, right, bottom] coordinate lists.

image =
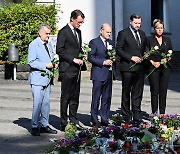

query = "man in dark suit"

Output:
[[56, 10, 85, 131], [88, 23, 115, 128], [116, 14, 146, 124]]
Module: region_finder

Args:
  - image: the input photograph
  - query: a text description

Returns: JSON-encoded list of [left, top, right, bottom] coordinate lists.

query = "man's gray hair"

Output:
[[38, 24, 51, 31]]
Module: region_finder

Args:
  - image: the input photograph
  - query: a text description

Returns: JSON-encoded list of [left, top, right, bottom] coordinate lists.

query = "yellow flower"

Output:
[[161, 134, 166, 138], [168, 127, 174, 132]]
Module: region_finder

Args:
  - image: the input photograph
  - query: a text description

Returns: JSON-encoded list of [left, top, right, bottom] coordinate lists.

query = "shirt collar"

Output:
[[39, 37, 47, 45], [100, 35, 106, 42], [129, 25, 139, 34], [68, 23, 75, 31]]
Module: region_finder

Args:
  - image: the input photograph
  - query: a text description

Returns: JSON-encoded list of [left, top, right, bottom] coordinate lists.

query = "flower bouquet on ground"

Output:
[[45, 113, 180, 153], [129, 45, 159, 69], [146, 49, 173, 78]]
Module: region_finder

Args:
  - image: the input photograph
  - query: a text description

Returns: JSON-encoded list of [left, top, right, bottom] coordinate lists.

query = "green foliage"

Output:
[[65, 123, 77, 140], [0, 0, 59, 64], [110, 113, 123, 126]]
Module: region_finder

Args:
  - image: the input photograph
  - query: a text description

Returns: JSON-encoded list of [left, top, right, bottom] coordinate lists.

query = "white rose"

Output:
[[107, 45, 113, 50], [168, 50, 173, 54], [54, 54, 59, 60], [154, 46, 159, 50], [153, 116, 159, 121]]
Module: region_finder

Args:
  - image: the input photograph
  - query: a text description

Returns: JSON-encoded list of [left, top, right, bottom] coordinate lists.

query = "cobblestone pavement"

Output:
[[0, 71, 179, 154]]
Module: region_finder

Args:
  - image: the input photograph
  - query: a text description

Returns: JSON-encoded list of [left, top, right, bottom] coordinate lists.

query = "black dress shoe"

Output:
[[74, 123, 84, 130], [101, 121, 109, 127], [60, 125, 66, 132], [122, 119, 132, 125], [70, 119, 84, 130], [40, 126, 57, 134], [31, 127, 40, 136], [91, 121, 101, 128], [70, 118, 80, 125], [133, 119, 143, 127]]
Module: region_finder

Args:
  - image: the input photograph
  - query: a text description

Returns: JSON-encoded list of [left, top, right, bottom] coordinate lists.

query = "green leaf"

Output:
[[0, 0, 60, 64]]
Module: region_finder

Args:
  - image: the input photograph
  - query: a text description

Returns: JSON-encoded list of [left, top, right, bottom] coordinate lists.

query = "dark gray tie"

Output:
[[105, 40, 108, 49], [134, 30, 141, 47], [73, 28, 79, 42], [43, 43, 50, 57]]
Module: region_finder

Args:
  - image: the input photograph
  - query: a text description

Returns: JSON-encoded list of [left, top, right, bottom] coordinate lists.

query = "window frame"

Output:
[[151, 0, 170, 33]]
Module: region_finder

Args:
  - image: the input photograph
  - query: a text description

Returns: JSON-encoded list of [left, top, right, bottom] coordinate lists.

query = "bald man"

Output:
[[88, 23, 116, 128]]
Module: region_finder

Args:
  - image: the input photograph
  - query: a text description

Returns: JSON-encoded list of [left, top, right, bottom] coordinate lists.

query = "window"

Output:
[[151, 0, 169, 32]]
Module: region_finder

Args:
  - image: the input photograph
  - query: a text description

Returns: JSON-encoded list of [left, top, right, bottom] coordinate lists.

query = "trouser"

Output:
[[121, 67, 144, 120], [147, 67, 170, 114], [60, 72, 80, 126], [31, 84, 51, 128], [91, 71, 112, 124]]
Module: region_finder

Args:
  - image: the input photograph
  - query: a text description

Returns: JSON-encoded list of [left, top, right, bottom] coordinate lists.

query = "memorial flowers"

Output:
[[78, 42, 91, 63], [146, 49, 173, 78], [77, 42, 91, 82], [129, 45, 159, 69], [41, 56, 59, 79], [41, 56, 59, 86], [160, 49, 173, 68], [46, 114, 180, 153], [107, 44, 116, 62], [107, 44, 116, 80]]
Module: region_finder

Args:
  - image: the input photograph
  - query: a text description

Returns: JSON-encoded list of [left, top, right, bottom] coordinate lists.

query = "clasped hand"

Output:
[[73, 58, 84, 65], [103, 59, 113, 66], [131, 56, 142, 63], [46, 62, 58, 69], [150, 60, 160, 68]]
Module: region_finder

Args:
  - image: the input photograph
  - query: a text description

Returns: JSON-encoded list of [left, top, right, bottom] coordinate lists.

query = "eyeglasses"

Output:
[[75, 19, 84, 24]]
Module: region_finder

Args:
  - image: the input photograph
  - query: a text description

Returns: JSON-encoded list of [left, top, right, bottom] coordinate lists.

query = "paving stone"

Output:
[[0, 71, 179, 153]]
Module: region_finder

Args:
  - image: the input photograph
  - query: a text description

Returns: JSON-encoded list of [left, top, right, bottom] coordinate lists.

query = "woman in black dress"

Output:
[[146, 19, 173, 116]]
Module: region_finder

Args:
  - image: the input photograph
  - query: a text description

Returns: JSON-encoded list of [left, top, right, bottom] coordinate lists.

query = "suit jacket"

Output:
[[116, 27, 146, 71], [56, 24, 86, 74], [146, 35, 173, 69], [88, 36, 115, 81], [28, 37, 54, 86]]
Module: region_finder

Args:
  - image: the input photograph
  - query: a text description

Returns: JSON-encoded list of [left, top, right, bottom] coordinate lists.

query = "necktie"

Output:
[[134, 30, 141, 47], [73, 28, 79, 42], [105, 40, 108, 49], [43, 43, 50, 57]]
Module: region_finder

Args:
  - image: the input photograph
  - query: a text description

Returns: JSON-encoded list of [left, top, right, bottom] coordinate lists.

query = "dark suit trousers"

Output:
[[60, 72, 80, 126], [91, 71, 112, 124], [121, 66, 144, 120], [147, 67, 170, 114]]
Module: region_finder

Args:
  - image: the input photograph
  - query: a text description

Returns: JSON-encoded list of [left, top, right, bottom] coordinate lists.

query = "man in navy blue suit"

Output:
[[88, 23, 115, 128]]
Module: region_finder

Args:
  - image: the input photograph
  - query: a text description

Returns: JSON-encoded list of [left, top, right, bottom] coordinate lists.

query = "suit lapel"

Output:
[[37, 37, 51, 60], [128, 28, 142, 48], [139, 30, 145, 48], [67, 25, 80, 47], [98, 37, 107, 51]]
